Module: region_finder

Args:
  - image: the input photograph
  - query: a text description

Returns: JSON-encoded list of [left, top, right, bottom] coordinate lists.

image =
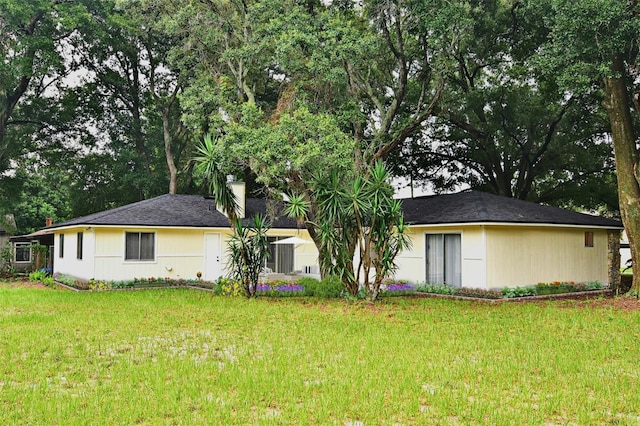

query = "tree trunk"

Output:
[[603, 55, 640, 296], [162, 107, 178, 195], [608, 230, 622, 294]]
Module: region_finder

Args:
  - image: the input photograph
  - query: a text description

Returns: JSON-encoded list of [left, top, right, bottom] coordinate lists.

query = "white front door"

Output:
[[204, 233, 222, 281]]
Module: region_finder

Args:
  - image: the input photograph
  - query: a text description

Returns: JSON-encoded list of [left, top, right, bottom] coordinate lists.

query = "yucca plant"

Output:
[[227, 214, 271, 298], [286, 161, 410, 301]]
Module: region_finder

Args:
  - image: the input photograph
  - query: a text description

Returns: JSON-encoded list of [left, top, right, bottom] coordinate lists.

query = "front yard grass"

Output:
[[1, 285, 639, 425]]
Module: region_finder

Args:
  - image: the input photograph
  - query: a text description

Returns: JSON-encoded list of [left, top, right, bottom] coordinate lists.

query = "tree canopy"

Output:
[[0, 0, 632, 281]]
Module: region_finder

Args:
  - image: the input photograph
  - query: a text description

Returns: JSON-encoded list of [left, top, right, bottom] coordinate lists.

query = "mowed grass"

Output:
[[1, 287, 639, 425]]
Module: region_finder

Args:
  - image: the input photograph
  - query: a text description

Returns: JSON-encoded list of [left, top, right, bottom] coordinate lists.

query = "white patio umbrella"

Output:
[[270, 236, 313, 245]]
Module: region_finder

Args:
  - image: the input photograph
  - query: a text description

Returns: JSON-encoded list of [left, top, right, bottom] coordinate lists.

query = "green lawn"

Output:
[[1, 286, 639, 425]]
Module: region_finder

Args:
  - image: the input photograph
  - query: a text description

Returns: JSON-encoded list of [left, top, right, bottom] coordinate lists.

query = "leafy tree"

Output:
[[387, 0, 617, 210], [0, 0, 98, 174], [528, 0, 640, 295], [0, 157, 73, 234]]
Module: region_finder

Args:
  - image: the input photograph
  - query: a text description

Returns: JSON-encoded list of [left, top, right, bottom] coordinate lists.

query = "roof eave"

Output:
[[407, 221, 624, 230]]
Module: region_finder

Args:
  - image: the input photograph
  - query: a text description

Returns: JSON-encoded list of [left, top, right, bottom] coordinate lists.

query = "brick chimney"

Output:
[[45, 217, 53, 227]]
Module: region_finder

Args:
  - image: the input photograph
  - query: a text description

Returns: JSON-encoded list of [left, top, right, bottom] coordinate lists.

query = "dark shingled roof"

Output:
[[47, 194, 298, 229], [401, 191, 622, 228], [46, 191, 623, 231]]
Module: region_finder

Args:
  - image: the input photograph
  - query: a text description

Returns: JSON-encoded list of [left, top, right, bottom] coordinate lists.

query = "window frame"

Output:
[[584, 231, 594, 248], [14, 242, 31, 263], [425, 232, 462, 287], [266, 236, 295, 274], [76, 232, 83, 260], [124, 231, 156, 262], [59, 234, 64, 258]]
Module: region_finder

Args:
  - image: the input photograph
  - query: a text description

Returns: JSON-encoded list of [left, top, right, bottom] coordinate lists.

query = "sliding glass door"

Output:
[[426, 233, 461, 287], [266, 237, 294, 273]]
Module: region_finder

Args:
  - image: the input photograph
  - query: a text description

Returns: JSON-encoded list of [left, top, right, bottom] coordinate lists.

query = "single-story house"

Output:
[[41, 185, 623, 289], [395, 191, 623, 288], [42, 183, 318, 283]]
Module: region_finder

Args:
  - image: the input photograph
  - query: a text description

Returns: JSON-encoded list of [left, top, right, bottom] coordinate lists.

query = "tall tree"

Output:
[[387, 0, 617, 210], [172, 0, 453, 290], [528, 0, 640, 294], [0, 0, 93, 173]]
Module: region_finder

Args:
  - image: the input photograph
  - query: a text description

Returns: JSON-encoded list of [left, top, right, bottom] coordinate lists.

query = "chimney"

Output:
[[216, 177, 246, 219], [229, 181, 246, 219], [45, 217, 53, 227]]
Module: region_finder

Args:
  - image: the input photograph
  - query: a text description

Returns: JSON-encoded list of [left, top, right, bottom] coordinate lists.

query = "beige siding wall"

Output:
[[461, 227, 487, 288], [54, 226, 319, 282], [485, 226, 609, 288], [394, 228, 426, 283], [395, 225, 488, 288]]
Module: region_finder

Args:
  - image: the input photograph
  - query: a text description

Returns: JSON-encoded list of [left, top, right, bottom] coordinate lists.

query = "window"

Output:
[[125, 232, 155, 261], [266, 237, 294, 273], [426, 233, 462, 287], [76, 232, 83, 260], [59, 234, 64, 258], [14, 243, 31, 263], [585, 231, 594, 248]]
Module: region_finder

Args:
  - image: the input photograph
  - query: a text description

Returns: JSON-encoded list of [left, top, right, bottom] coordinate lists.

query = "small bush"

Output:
[[88, 279, 112, 291], [502, 286, 537, 298], [212, 277, 242, 296], [297, 277, 321, 297], [316, 275, 345, 298], [29, 270, 49, 282], [415, 283, 457, 295], [41, 276, 56, 288]]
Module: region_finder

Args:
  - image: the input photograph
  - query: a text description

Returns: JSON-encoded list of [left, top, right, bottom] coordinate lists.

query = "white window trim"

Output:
[[123, 231, 157, 262]]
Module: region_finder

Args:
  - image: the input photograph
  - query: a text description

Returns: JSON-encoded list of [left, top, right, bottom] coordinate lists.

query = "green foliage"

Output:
[[415, 283, 458, 295], [193, 134, 238, 223], [4, 291, 640, 424], [29, 268, 55, 288], [416, 281, 605, 300], [28, 270, 49, 283], [388, 0, 617, 210], [502, 286, 537, 298], [211, 277, 243, 297], [227, 214, 271, 298], [299, 276, 344, 298], [287, 161, 410, 301], [0, 242, 15, 278]]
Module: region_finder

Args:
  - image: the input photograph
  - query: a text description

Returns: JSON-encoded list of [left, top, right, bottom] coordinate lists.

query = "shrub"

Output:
[[29, 270, 49, 282], [316, 275, 345, 298], [41, 276, 56, 288], [415, 283, 457, 295], [212, 277, 242, 296], [297, 277, 321, 296], [88, 279, 112, 291], [584, 281, 605, 290], [0, 242, 15, 278]]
